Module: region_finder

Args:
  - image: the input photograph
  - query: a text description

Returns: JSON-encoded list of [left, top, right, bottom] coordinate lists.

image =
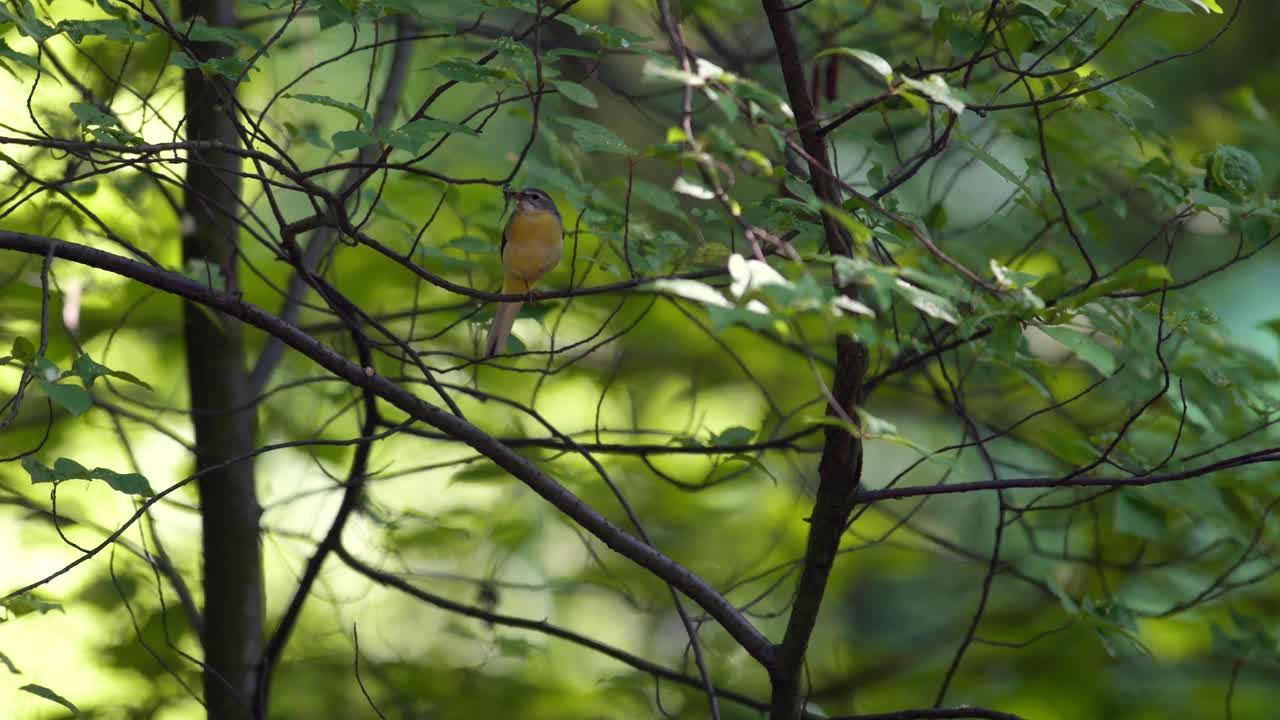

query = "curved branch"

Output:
[[0, 231, 777, 673]]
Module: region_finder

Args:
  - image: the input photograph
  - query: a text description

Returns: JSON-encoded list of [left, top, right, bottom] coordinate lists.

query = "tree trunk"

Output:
[[761, 1, 870, 716], [179, 0, 265, 716]]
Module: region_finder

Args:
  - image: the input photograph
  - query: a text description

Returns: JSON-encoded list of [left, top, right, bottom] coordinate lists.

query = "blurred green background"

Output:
[[2, 0, 1279, 718]]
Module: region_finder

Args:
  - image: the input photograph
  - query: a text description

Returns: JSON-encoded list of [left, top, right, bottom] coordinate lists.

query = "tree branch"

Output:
[[0, 232, 777, 674]]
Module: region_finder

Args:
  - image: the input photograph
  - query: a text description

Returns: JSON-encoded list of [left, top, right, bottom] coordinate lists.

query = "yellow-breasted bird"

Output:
[[483, 187, 563, 358]]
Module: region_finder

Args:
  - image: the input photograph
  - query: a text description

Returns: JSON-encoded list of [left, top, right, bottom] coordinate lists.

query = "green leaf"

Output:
[[11, 336, 34, 362], [0, 2, 55, 41], [1211, 611, 1278, 660], [557, 117, 633, 155], [1081, 0, 1128, 18], [89, 466, 154, 496], [552, 80, 598, 108], [707, 305, 777, 331], [21, 455, 56, 483], [546, 48, 598, 60], [187, 18, 263, 49], [19, 684, 82, 717], [431, 58, 508, 84], [449, 461, 510, 484], [630, 180, 685, 219], [96, 0, 129, 19], [1182, 0, 1223, 12], [1204, 145, 1262, 202], [382, 117, 478, 153], [88, 125, 144, 145], [0, 649, 19, 674], [184, 258, 227, 291], [1, 594, 63, 619], [987, 318, 1024, 361], [1018, 0, 1062, 16], [1039, 325, 1118, 375], [37, 379, 91, 416], [1084, 600, 1150, 657], [899, 74, 966, 115], [1187, 188, 1232, 209], [167, 49, 199, 69], [954, 132, 1036, 201], [68, 355, 151, 391], [1056, 259, 1171, 309], [893, 280, 958, 323], [820, 201, 872, 246], [106, 369, 152, 390], [285, 121, 331, 150], [168, 49, 259, 81], [815, 47, 892, 82], [1113, 492, 1167, 541], [23, 456, 153, 496], [710, 426, 755, 447], [331, 129, 375, 151], [0, 39, 39, 71], [285, 93, 373, 127], [557, 16, 652, 48], [500, 332, 526, 355], [409, 117, 478, 137], [311, 0, 352, 28], [1142, 0, 1193, 11], [70, 353, 111, 386], [53, 457, 90, 478], [56, 18, 149, 42], [651, 279, 732, 308]]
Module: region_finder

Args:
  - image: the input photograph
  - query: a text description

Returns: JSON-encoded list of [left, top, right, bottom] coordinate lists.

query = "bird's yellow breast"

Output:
[[502, 209, 563, 290]]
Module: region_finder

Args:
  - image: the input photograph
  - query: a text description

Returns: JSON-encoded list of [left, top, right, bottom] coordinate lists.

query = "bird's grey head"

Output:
[[507, 187, 560, 217]]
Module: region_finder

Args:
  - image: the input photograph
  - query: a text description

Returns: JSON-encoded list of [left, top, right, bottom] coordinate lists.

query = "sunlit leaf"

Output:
[[651, 279, 732, 308], [899, 74, 966, 115], [815, 47, 893, 82]]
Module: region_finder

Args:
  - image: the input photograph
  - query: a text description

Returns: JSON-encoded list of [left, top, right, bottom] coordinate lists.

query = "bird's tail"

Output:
[[483, 300, 524, 358]]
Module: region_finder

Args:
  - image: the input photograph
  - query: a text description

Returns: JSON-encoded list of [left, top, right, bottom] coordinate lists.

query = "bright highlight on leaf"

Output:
[[899, 74, 966, 115], [817, 47, 893, 81], [1182, 0, 1223, 12]]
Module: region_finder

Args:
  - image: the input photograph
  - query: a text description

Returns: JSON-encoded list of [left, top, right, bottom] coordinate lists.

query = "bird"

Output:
[[483, 187, 563, 358]]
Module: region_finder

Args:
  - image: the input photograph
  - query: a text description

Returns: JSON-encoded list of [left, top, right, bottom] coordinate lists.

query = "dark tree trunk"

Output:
[[179, 0, 265, 716], [762, 1, 870, 717]]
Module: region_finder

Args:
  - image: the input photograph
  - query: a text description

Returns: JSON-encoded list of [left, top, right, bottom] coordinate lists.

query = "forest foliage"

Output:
[[1, 0, 1279, 718]]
